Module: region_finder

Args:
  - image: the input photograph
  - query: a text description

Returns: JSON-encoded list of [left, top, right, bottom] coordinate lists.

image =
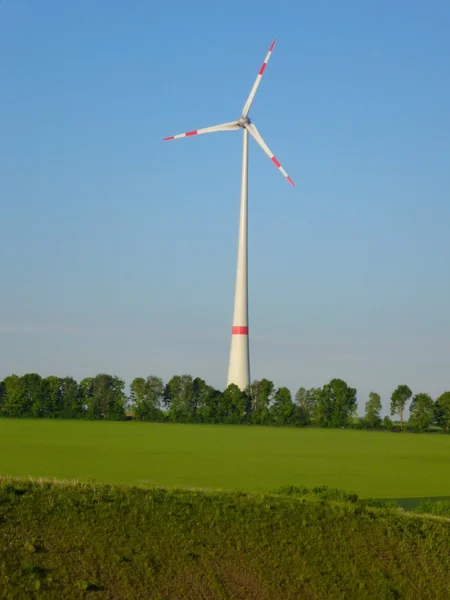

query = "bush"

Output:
[[382, 415, 393, 430]]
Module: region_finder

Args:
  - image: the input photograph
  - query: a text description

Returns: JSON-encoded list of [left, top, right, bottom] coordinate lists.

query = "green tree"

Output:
[[22, 373, 45, 418], [60, 376, 85, 419], [221, 384, 250, 424], [382, 415, 393, 430], [434, 391, 450, 432], [0, 379, 5, 414], [85, 374, 126, 420], [270, 387, 295, 426], [105, 375, 127, 420], [196, 382, 222, 423], [316, 379, 357, 428], [191, 378, 225, 424], [130, 376, 164, 421], [295, 387, 308, 423], [295, 387, 319, 425], [1, 375, 27, 417], [192, 377, 208, 423], [248, 379, 274, 424], [314, 387, 333, 427], [364, 392, 382, 428], [42, 376, 62, 418], [164, 375, 197, 422], [409, 393, 434, 432], [390, 385, 412, 430], [79, 377, 93, 416]]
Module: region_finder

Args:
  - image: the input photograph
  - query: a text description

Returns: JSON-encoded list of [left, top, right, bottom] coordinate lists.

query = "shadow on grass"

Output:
[[378, 496, 450, 510]]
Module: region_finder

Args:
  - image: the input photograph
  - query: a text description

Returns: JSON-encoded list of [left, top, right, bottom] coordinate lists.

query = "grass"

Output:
[[412, 499, 450, 518], [1, 419, 450, 501], [1, 477, 449, 599]]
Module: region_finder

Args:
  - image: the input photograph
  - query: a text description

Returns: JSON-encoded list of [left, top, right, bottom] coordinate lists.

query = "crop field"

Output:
[[1, 420, 449, 503]]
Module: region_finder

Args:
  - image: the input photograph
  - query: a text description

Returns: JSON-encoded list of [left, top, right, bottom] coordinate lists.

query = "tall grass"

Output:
[[1, 477, 449, 599], [412, 499, 450, 518]]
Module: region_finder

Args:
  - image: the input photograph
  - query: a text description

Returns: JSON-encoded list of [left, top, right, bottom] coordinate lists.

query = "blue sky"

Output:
[[1, 0, 449, 412]]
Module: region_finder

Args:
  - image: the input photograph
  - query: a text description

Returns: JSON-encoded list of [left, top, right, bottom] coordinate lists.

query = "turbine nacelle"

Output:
[[238, 116, 250, 127]]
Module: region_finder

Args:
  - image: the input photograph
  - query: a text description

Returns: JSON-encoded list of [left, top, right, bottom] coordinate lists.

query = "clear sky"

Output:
[[1, 0, 449, 413]]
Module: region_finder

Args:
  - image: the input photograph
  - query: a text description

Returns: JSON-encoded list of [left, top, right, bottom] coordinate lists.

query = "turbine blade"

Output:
[[162, 121, 240, 141], [241, 40, 276, 118], [246, 123, 294, 186]]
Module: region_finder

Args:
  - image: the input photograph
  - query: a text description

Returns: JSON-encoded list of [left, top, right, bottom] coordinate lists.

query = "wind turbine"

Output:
[[162, 40, 294, 391]]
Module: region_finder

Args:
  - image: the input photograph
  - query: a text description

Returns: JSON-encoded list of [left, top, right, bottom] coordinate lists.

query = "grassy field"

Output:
[[1, 477, 450, 599], [1, 420, 450, 502]]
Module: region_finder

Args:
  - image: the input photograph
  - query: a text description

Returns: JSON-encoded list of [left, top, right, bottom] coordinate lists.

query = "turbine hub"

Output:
[[238, 116, 250, 127]]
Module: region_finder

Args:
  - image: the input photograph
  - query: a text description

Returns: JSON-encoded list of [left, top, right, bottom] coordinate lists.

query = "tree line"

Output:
[[0, 373, 449, 432]]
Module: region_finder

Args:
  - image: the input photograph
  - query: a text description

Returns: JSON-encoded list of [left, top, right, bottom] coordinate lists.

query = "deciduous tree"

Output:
[[1, 375, 26, 417], [79, 377, 93, 416], [434, 391, 450, 432], [21, 373, 45, 418], [364, 392, 382, 428], [316, 379, 357, 428], [85, 374, 126, 420], [164, 375, 197, 422], [409, 393, 434, 432], [248, 379, 274, 424], [196, 382, 222, 423], [42, 376, 62, 418], [60, 376, 85, 419], [2, 376, 28, 416], [295, 387, 319, 425], [221, 384, 250, 424], [270, 387, 295, 426], [130, 376, 164, 421], [390, 385, 412, 430], [382, 415, 393, 430]]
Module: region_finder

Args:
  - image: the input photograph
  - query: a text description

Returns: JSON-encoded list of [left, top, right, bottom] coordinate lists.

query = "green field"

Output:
[[1, 420, 449, 501]]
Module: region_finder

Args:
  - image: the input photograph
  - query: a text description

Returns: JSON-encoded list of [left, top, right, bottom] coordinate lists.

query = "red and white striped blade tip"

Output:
[[270, 156, 295, 187], [162, 130, 198, 141], [258, 40, 276, 76]]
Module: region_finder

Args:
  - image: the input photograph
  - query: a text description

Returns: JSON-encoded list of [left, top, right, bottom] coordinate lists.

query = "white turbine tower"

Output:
[[163, 40, 294, 391]]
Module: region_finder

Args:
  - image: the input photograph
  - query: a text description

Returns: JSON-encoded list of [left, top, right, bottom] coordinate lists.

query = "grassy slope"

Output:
[[1, 420, 450, 499], [1, 478, 450, 600]]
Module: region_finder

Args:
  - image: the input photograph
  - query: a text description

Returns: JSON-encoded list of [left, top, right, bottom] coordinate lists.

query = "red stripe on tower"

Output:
[[232, 326, 248, 335]]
